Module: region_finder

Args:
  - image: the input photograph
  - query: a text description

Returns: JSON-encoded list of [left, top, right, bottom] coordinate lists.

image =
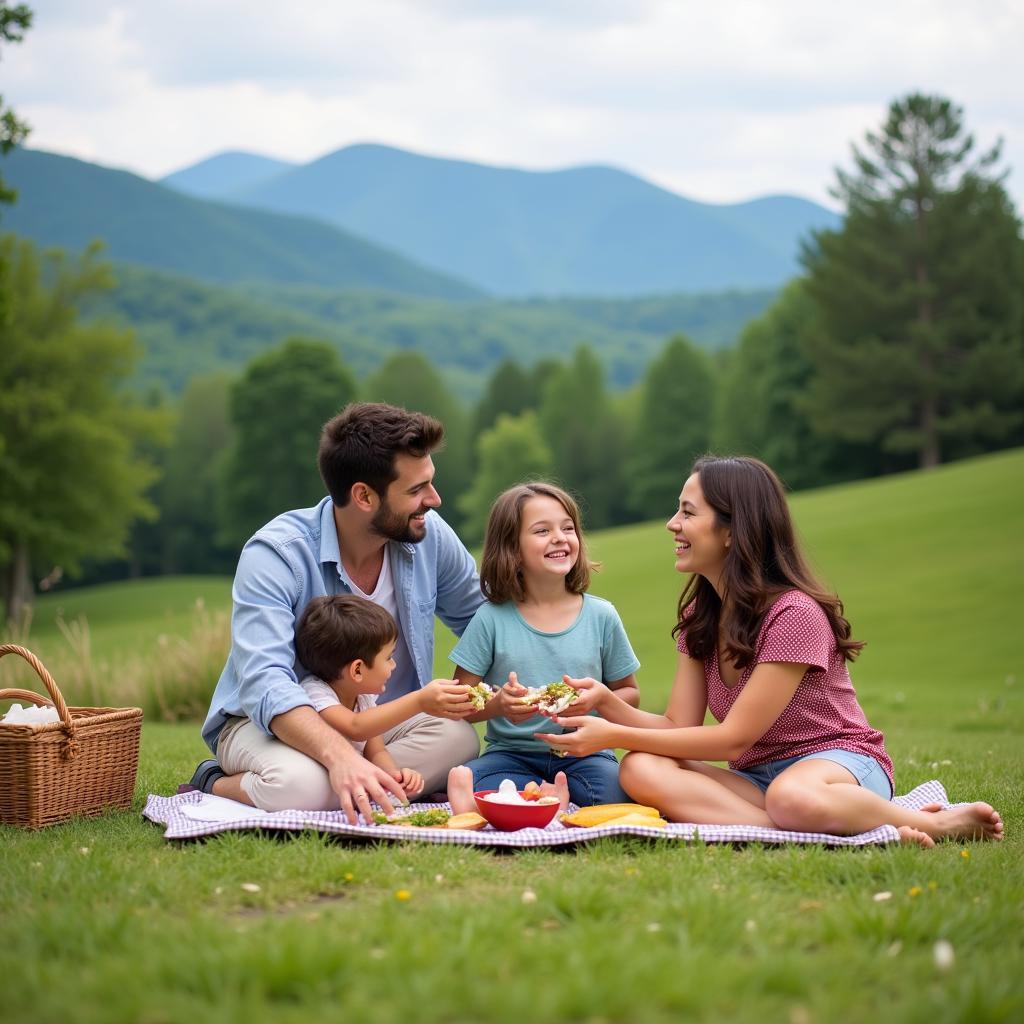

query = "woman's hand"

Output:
[[545, 674, 609, 717], [535, 714, 618, 757]]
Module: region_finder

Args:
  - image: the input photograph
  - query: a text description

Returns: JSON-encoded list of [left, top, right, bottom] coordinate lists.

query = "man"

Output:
[[192, 402, 483, 823]]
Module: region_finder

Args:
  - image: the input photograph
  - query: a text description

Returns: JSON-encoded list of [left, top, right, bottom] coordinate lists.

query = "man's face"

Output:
[[369, 453, 441, 543]]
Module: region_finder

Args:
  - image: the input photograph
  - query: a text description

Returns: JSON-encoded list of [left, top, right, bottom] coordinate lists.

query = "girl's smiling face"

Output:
[[518, 494, 580, 583], [666, 472, 731, 585]]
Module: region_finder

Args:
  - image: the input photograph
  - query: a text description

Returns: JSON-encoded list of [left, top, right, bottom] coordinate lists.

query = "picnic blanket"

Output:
[[142, 779, 952, 847]]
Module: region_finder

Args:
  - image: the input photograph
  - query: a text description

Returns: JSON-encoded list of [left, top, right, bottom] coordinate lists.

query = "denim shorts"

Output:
[[733, 748, 893, 800]]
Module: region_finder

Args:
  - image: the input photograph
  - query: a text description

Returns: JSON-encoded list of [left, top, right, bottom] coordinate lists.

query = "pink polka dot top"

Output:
[[678, 590, 894, 786]]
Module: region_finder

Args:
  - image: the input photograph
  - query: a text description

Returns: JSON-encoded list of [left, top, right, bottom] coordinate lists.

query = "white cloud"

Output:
[[4, 0, 1022, 209]]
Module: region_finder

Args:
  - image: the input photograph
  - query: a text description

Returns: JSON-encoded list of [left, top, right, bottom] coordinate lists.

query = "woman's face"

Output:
[[666, 473, 731, 584]]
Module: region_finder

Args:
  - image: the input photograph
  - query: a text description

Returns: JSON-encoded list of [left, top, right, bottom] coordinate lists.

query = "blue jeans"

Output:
[[466, 748, 628, 806]]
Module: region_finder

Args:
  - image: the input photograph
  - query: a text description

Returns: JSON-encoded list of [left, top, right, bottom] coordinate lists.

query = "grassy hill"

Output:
[[14, 448, 1022, 737], [1, 148, 482, 300], [164, 142, 841, 296], [3, 451, 1021, 1024]]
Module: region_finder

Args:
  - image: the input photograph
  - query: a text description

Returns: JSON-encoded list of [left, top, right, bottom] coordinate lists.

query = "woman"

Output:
[[537, 456, 1002, 846]]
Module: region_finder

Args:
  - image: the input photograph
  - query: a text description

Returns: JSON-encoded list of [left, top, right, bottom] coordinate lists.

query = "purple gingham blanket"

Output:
[[142, 780, 951, 847]]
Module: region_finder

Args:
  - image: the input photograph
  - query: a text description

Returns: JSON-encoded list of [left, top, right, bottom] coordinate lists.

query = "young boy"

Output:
[[199, 594, 475, 808]]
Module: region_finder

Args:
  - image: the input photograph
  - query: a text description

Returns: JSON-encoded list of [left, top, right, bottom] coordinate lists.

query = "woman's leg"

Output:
[[765, 759, 1003, 845], [620, 751, 774, 825]]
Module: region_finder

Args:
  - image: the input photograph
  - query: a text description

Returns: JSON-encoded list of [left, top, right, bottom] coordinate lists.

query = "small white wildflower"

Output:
[[214, 886, 223, 895], [934, 940, 955, 971], [745, 919, 757, 933], [887, 941, 902, 957], [434, 874, 444, 883], [646, 922, 661, 933], [521, 889, 537, 904], [78, 847, 90, 855], [941, 759, 952, 766], [873, 891, 893, 902], [240, 882, 261, 893]]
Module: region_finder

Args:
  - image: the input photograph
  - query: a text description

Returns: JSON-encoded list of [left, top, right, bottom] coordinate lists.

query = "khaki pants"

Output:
[[216, 713, 480, 812]]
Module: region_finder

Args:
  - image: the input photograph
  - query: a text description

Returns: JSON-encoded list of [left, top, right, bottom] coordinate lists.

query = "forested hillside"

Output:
[[1, 148, 482, 299], [87, 264, 775, 396]]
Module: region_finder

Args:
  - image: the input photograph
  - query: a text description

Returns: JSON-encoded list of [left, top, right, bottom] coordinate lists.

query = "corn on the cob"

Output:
[[599, 811, 669, 828], [560, 803, 661, 827]]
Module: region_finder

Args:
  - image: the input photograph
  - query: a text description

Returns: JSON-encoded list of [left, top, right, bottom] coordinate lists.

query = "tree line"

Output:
[[2, 91, 1023, 622]]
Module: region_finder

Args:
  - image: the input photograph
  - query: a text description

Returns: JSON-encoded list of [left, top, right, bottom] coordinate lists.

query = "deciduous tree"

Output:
[[0, 4, 32, 207], [628, 334, 715, 516], [0, 236, 165, 622], [457, 412, 553, 544], [219, 338, 356, 549]]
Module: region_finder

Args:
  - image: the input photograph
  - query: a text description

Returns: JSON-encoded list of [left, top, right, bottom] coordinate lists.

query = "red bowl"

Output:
[[473, 790, 561, 831]]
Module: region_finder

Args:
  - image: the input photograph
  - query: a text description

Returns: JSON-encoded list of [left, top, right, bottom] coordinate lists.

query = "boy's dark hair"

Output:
[[295, 594, 398, 682], [318, 402, 445, 506]]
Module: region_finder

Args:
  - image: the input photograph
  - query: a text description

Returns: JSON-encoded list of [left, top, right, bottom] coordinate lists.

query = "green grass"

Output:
[[2, 450, 1023, 1022]]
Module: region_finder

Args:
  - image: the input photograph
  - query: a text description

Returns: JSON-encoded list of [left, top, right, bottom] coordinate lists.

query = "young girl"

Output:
[[536, 456, 1003, 847], [447, 482, 640, 809]]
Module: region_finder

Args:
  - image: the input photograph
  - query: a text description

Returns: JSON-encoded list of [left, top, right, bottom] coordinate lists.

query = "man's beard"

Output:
[[370, 499, 429, 544]]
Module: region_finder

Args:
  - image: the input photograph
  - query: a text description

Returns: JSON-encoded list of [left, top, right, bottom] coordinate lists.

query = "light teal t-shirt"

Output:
[[449, 594, 640, 753]]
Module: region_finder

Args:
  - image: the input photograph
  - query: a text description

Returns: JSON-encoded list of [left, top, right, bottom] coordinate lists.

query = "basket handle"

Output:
[[0, 644, 75, 731]]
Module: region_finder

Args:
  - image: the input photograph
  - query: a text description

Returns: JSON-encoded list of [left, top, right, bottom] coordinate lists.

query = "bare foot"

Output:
[[897, 825, 936, 848], [447, 765, 476, 815], [537, 770, 570, 812], [918, 801, 1004, 842]]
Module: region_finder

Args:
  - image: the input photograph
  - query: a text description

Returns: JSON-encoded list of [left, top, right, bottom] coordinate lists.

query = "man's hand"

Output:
[[535, 713, 618, 757], [326, 753, 408, 825], [418, 679, 476, 719]]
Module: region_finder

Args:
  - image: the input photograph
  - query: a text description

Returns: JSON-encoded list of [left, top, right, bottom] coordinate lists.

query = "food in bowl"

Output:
[[474, 779, 561, 831]]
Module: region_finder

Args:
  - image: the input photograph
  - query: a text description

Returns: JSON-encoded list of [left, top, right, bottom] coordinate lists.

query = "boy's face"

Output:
[[348, 639, 398, 695]]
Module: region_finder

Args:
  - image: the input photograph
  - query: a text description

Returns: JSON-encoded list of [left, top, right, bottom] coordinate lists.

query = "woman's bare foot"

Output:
[[537, 770, 570, 812], [897, 825, 936, 848], [917, 801, 1004, 842], [447, 765, 476, 815]]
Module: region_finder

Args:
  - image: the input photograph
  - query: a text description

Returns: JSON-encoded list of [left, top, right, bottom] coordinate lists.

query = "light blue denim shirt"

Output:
[[201, 497, 483, 753]]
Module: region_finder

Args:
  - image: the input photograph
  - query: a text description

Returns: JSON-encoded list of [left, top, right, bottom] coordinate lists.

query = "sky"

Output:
[[4, 0, 1023, 211]]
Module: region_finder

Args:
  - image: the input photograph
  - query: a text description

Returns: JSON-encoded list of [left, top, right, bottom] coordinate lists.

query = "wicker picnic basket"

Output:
[[0, 644, 143, 829]]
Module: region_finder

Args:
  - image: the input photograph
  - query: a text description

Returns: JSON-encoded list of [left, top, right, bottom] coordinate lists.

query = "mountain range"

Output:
[[162, 143, 841, 297], [0, 148, 480, 300]]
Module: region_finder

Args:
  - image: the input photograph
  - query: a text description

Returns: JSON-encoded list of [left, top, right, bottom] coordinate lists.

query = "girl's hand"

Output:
[[495, 671, 536, 723], [394, 767, 425, 797], [535, 714, 617, 757], [546, 674, 609, 717], [419, 680, 475, 719]]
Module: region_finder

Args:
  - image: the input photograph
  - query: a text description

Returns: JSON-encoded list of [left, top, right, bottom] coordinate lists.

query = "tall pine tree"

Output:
[[801, 93, 1024, 469]]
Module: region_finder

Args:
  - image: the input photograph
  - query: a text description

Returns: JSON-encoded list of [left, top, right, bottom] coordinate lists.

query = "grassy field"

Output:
[[2, 449, 1023, 1023]]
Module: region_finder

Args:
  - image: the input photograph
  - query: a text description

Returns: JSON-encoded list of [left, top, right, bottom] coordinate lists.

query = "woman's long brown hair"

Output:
[[672, 456, 864, 667]]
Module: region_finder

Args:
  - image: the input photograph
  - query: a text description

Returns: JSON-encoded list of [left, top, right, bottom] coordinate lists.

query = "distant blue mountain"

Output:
[[160, 150, 296, 200], [162, 143, 841, 296], [2, 149, 483, 300]]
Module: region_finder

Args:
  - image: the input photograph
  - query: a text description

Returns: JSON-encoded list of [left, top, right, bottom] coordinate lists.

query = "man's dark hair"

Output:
[[318, 402, 444, 506], [294, 594, 398, 682]]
